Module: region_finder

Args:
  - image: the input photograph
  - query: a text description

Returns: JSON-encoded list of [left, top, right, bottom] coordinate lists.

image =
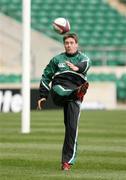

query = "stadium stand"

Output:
[[0, 0, 126, 66], [0, 0, 126, 102]]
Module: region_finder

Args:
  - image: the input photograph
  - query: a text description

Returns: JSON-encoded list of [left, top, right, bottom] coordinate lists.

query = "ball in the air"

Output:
[[53, 17, 70, 34]]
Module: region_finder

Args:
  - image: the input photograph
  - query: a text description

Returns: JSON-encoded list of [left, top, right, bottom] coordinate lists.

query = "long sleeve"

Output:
[[39, 58, 57, 99], [76, 55, 91, 74]]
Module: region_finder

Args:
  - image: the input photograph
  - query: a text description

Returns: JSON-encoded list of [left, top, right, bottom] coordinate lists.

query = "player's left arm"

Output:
[[66, 57, 91, 73], [76, 55, 91, 73], [66, 61, 79, 71], [76, 60, 90, 73]]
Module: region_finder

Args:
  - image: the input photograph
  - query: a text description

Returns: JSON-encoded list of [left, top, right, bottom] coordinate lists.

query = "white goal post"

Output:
[[21, 0, 31, 133]]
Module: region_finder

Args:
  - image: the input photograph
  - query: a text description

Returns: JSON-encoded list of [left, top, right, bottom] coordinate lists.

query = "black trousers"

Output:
[[51, 88, 81, 164], [62, 101, 80, 164]]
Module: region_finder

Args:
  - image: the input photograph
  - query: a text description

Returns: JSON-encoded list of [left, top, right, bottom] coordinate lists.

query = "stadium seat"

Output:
[[0, 74, 21, 83], [117, 81, 126, 101]]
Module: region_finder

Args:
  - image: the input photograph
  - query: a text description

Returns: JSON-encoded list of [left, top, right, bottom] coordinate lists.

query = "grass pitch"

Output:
[[0, 110, 126, 180]]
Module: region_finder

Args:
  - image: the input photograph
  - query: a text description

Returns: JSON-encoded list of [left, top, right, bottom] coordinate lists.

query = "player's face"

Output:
[[64, 38, 78, 54]]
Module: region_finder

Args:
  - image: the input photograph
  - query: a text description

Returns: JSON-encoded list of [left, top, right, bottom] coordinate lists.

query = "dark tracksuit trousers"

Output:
[[51, 85, 81, 164]]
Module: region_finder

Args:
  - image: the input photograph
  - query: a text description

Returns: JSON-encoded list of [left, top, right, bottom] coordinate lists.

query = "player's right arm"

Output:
[[37, 58, 57, 109]]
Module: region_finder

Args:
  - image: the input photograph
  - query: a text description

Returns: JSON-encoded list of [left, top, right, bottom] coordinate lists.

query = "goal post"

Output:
[[21, 0, 31, 133]]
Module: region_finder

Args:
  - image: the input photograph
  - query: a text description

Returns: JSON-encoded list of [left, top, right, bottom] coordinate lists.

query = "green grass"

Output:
[[0, 110, 126, 180]]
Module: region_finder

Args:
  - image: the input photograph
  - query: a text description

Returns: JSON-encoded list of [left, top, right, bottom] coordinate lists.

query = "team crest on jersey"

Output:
[[58, 63, 66, 68]]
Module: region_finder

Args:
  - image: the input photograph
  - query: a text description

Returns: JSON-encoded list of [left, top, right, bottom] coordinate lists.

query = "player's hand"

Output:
[[37, 98, 46, 110], [66, 61, 79, 71]]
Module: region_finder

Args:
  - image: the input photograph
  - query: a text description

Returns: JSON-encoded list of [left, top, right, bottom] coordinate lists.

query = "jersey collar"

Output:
[[65, 51, 79, 57]]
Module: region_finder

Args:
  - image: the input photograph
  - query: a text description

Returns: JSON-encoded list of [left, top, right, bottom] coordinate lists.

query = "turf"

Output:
[[0, 110, 126, 180]]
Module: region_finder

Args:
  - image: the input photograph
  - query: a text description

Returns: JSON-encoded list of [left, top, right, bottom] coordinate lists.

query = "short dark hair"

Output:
[[63, 33, 78, 43]]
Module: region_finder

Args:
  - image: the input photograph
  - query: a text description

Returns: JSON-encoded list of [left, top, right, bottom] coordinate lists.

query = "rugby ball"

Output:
[[53, 17, 70, 34]]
